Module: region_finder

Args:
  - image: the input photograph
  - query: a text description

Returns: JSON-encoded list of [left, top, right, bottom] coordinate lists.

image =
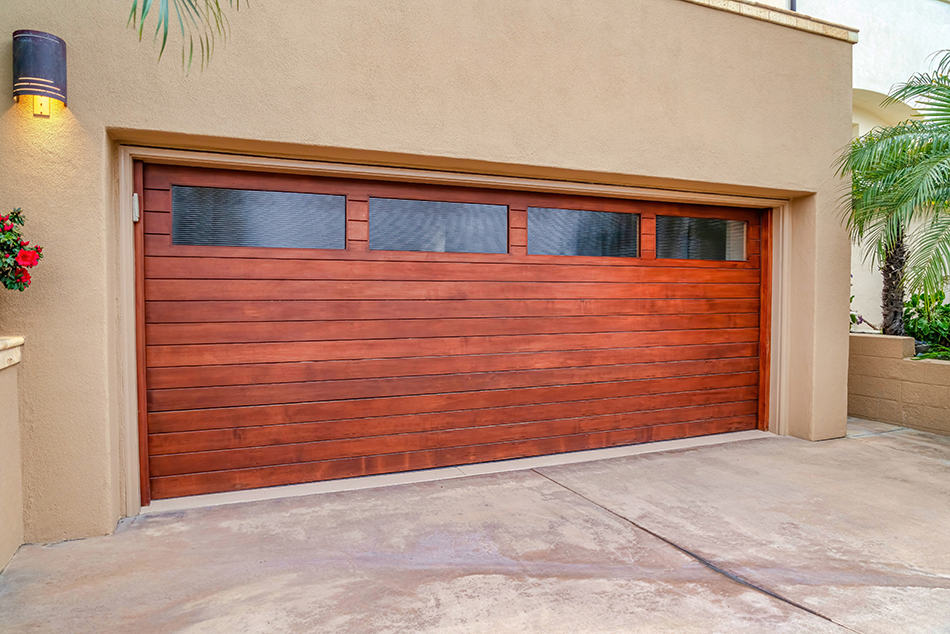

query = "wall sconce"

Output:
[[12, 30, 67, 118]]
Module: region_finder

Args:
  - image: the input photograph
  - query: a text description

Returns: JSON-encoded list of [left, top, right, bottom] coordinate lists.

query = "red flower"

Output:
[[15, 249, 39, 267], [15, 269, 31, 285], [36, 246, 43, 253], [19, 240, 29, 247], [2, 223, 12, 231]]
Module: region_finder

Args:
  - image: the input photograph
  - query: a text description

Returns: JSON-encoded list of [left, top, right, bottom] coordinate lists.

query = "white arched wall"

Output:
[[849, 89, 920, 331]]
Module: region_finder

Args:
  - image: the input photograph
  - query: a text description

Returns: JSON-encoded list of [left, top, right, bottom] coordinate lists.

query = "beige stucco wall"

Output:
[[0, 337, 24, 570], [0, 0, 853, 541], [849, 333, 950, 435]]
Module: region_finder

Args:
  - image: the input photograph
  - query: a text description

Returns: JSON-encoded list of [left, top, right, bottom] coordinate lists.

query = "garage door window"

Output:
[[171, 186, 346, 249], [656, 215, 746, 261], [527, 207, 639, 257], [369, 197, 508, 254]]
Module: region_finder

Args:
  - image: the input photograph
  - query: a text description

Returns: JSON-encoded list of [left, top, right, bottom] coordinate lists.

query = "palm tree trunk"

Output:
[[880, 234, 906, 336]]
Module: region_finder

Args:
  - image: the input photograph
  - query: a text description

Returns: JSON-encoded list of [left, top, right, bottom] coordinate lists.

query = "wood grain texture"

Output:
[[134, 161, 151, 505], [145, 298, 761, 323], [149, 399, 758, 454], [150, 417, 755, 498], [147, 357, 760, 411], [758, 207, 773, 430], [144, 256, 762, 283], [138, 163, 768, 498], [144, 279, 760, 301], [145, 329, 760, 367], [147, 374, 759, 433], [146, 342, 759, 388], [144, 313, 760, 345]]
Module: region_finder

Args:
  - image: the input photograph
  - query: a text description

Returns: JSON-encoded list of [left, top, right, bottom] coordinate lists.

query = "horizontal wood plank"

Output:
[[145, 314, 760, 345], [143, 188, 171, 211], [145, 298, 761, 323], [148, 373, 758, 433], [144, 256, 761, 284], [146, 342, 759, 388], [144, 234, 761, 269], [145, 279, 760, 301], [150, 386, 758, 437], [143, 211, 170, 235], [149, 417, 756, 498], [146, 329, 760, 367], [149, 399, 757, 454], [147, 357, 759, 411], [150, 411, 759, 476]]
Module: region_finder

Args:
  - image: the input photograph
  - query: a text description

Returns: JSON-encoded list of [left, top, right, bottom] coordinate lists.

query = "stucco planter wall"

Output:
[[0, 336, 24, 570], [849, 333, 950, 435]]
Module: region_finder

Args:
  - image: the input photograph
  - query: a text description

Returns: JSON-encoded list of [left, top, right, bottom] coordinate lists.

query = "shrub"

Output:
[[904, 291, 950, 348], [0, 209, 43, 291]]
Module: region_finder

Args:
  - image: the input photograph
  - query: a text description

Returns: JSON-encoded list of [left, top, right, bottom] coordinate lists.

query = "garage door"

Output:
[[136, 162, 769, 500]]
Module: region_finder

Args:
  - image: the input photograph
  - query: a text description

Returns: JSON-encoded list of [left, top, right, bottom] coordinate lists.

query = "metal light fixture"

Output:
[[12, 30, 67, 117]]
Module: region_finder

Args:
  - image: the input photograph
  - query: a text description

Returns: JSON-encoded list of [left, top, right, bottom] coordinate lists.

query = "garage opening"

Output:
[[136, 162, 770, 500]]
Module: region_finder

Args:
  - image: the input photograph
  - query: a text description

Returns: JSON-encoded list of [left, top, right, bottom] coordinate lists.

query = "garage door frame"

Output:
[[116, 145, 786, 510]]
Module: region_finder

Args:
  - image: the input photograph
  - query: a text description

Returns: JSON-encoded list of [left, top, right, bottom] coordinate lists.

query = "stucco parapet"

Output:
[[679, 0, 858, 43], [849, 333, 915, 359], [0, 337, 24, 371]]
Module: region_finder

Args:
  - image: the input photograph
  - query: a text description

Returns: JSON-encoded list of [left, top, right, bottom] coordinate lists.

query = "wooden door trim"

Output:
[[133, 160, 151, 505], [757, 208, 773, 431], [121, 146, 787, 208]]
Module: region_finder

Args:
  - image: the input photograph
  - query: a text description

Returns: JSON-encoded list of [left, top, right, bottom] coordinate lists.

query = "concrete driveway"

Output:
[[1, 420, 948, 633]]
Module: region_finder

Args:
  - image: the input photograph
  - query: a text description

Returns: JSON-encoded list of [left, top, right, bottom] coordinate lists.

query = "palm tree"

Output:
[[127, 0, 242, 69], [837, 50, 950, 335]]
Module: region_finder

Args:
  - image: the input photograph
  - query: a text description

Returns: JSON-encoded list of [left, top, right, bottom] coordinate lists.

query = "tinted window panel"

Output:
[[172, 186, 345, 249], [369, 198, 508, 254], [656, 216, 746, 261], [527, 207, 639, 257]]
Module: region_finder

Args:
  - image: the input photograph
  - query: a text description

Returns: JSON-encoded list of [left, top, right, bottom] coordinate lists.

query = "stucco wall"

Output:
[[849, 333, 950, 435], [0, 338, 24, 570], [0, 0, 853, 541]]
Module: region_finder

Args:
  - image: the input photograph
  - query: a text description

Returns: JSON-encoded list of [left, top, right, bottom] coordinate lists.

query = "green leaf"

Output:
[[127, 0, 243, 70]]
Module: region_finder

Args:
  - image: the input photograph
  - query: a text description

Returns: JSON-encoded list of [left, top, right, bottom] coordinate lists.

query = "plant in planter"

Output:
[[904, 291, 950, 359], [1, 209, 43, 291]]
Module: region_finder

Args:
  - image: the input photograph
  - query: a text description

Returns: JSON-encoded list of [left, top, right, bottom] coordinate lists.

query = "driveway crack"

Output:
[[531, 468, 860, 633]]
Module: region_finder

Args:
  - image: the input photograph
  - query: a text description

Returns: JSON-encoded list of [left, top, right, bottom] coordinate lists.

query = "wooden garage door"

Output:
[[136, 162, 770, 501]]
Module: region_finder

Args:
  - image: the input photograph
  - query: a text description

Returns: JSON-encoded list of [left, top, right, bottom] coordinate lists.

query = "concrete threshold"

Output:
[[142, 429, 771, 515]]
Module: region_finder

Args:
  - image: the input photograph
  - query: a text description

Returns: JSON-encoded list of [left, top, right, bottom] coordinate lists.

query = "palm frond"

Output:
[[128, 0, 242, 70], [837, 122, 950, 217], [906, 212, 950, 294], [837, 48, 950, 319], [887, 74, 950, 128]]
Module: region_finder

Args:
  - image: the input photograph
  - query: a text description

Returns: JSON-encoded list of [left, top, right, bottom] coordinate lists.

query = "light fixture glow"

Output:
[[32, 95, 50, 117], [12, 30, 67, 118]]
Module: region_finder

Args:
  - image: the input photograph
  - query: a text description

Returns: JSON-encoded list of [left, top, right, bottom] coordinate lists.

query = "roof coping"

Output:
[[680, 0, 859, 43]]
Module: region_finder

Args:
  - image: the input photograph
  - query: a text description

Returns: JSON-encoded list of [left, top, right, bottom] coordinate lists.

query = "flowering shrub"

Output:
[[1, 209, 43, 291]]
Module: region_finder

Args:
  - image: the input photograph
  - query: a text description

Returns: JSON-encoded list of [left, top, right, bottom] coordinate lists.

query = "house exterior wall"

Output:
[[849, 333, 950, 435], [0, 338, 24, 569], [0, 0, 853, 541]]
